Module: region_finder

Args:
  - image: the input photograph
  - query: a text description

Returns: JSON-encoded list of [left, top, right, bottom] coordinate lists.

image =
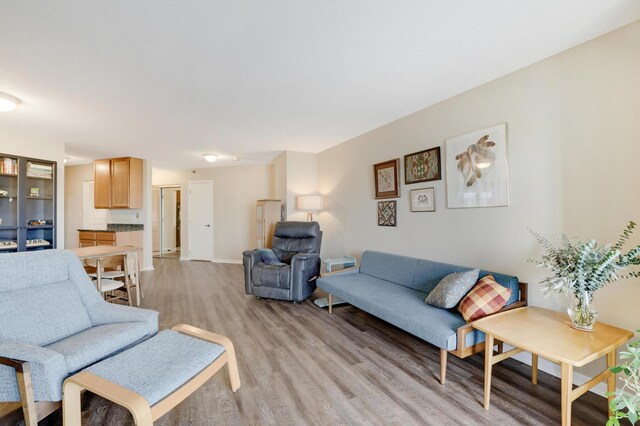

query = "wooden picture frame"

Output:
[[377, 201, 397, 226], [373, 159, 400, 199], [404, 146, 441, 184], [410, 187, 435, 212]]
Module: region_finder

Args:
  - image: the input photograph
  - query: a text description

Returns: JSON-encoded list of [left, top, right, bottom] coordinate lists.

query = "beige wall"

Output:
[[0, 140, 66, 248], [64, 164, 93, 248], [285, 151, 318, 221], [153, 164, 275, 262], [317, 21, 640, 387], [64, 162, 153, 269]]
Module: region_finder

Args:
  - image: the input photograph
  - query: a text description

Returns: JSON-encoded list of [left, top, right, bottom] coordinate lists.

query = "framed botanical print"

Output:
[[404, 147, 441, 184], [378, 201, 397, 226], [410, 187, 435, 212], [445, 123, 509, 208], [373, 159, 400, 199]]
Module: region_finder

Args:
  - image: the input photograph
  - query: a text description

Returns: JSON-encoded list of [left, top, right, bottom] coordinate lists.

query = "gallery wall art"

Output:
[[445, 123, 509, 208], [373, 159, 400, 199], [410, 187, 435, 212], [377, 201, 397, 226], [404, 147, 441, 184]]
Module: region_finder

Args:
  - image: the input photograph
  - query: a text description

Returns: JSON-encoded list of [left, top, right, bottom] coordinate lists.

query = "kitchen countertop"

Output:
[[78, 224, 144, 232]]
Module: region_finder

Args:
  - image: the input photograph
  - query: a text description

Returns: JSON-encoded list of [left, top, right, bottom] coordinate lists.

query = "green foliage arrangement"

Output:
[[528, 221, 640, 296], [607, 332, 640, 426]]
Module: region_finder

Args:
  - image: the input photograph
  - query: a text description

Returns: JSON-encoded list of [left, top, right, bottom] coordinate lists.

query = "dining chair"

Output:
[[125, 249, 144, 305], [84, 255, 133, 306]]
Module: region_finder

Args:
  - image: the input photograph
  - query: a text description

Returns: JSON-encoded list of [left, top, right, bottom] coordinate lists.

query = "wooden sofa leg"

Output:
[[328, 294, 333, 315], [496, 340, 504, 354], [440, 349, 447, 385], [16, 363, 37, 426]]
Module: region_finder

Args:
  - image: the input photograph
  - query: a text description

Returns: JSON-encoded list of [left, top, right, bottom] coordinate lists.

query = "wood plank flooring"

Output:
[[1, 258, 608, 425]]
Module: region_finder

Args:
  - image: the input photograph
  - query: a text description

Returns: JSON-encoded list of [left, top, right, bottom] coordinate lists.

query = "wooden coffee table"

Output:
[[473, 307, 633, 426]]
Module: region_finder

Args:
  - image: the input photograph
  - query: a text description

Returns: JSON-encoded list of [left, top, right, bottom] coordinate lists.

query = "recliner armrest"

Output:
[[290, 253, 321, 301], [243, 250, 263, 295], [87, 303, 159, 335]]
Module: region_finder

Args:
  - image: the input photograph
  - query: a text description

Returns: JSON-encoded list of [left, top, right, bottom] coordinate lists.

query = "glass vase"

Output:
[[567, 290, 598, 331]]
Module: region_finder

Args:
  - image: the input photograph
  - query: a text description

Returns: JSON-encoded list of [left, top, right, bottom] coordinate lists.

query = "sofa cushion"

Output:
[[459, 275, 512, 322], [318, 273, 476, 350], [0, 280, 93, 347], [46, 322, 152, 373], [251, 262, 290, 289], [425, 269, 479, 309]]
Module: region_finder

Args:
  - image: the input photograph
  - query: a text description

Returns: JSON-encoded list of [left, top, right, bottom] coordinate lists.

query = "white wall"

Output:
[[153, 164, 275, 262], [0, 140, 65, 248], [317, 21, 640, 386]]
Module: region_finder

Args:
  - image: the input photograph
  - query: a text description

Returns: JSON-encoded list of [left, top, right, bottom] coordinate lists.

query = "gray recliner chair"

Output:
[[243, 221, 322, 302]]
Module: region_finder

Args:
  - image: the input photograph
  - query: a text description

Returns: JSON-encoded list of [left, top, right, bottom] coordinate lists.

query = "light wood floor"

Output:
[[1, 258, 607, 425]]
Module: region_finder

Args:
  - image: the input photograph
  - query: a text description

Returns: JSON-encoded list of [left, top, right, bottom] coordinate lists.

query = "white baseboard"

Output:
[[507, 345, 607, 396], [179, 256, 190, 261], [212, 258, 242, 264], [141, 266, 154, 271]]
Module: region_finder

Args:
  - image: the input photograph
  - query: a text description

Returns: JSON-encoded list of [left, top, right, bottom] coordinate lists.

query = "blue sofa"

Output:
[[0, 250, 158, 423], [316, 251, 527, 384]]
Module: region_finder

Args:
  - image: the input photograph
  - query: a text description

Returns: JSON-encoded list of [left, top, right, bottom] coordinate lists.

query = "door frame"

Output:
[[187, 180, 214, 262], [152, 184, 181, 258]]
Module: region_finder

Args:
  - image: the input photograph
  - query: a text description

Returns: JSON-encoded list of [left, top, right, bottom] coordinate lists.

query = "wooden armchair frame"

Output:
[[0, 357, 61, 426]]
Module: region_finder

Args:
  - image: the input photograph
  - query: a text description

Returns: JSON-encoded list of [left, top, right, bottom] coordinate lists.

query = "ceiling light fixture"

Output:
[[203, 154, 218, 162], [0, 92, 20, 112]]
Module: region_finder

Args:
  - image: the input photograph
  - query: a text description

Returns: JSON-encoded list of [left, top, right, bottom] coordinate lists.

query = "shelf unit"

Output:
[[0, 153, 57, 253]]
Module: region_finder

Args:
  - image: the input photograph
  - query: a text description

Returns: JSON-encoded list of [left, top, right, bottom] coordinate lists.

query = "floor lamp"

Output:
[[296, 195, 323, 221]]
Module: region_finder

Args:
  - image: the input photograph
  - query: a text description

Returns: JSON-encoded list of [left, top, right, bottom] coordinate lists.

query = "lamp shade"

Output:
[[296, 195, 323, 211]]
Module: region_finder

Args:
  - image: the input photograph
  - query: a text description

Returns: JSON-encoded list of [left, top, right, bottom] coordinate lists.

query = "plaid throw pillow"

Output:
[[458, 275, 512, 322]]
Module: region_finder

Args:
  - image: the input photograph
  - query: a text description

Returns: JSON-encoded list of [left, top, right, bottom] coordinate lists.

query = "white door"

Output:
[[188, 181, 214, 261]]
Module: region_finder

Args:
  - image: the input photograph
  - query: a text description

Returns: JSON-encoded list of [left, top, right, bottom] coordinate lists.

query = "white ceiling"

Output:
[[1, 1, 638, 168]]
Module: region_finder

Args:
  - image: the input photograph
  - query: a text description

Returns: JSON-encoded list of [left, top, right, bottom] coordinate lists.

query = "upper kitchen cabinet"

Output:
[[94, 157, 143, 209]]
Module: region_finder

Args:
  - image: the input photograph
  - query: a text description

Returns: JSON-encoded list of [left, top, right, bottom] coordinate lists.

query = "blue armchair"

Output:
[[0, 250, 158, 424]]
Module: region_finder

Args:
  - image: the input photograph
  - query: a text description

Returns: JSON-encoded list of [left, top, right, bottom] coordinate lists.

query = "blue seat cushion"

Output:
[[47, 322, 153, 373], [318, 273, 485, 350], [85, 330, 225, 406]]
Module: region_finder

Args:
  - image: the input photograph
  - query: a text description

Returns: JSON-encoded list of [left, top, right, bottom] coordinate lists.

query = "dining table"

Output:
[[70, 245, 143, 306]]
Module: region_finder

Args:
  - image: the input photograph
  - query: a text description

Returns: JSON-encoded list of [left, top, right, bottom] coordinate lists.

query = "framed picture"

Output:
[[445, 123, 509, 209], [378, 201, 397, 226], [404, 147, 441, 184], [373, 159, 400, 199], [410, 187, 435, 212]]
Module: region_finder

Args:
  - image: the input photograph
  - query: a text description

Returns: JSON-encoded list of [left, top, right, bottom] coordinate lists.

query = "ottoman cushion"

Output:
[[84, 329, 225, 405]]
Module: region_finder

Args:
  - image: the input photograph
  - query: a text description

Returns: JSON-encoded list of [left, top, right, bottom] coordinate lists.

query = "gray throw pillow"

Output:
[[425, 269, 480, 309], [257, 248, 285, 265]]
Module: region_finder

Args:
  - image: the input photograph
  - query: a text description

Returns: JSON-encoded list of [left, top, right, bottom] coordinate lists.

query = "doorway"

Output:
[[188, 180, 214, 261], [152, 186, 181, 259]]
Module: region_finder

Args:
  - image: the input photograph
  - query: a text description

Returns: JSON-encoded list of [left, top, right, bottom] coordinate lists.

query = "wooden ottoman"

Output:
[[62, 324, 240, 425]]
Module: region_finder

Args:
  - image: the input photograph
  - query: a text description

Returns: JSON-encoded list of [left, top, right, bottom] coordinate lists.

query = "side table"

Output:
[[313, 256, 357, 308], [473, 307, 633, 426]]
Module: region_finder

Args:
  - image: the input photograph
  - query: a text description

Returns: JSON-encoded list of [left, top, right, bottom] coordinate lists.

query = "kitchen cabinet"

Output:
[[94, 157, 143, 209]]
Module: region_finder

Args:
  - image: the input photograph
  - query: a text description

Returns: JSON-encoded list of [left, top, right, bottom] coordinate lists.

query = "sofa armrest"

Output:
[[87, 303, 159, 335], [0, 342, 68, 401], [243, 250, 262, 295]]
